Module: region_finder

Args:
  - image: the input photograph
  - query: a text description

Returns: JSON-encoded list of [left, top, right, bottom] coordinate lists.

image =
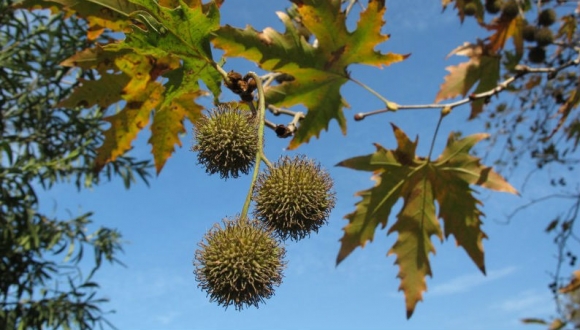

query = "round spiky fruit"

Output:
[[253, 156, 336, 241], [535, 27, 554, 46], [485, 0, 502, 14], [194, 217, 286, 311], [522, 24, 537, 42], [538, 8, 556, 26], [501, 0, 519, 19], [192, 105, 258, 179], [528, 46, 546, 63], [464, 2, 477, 16]]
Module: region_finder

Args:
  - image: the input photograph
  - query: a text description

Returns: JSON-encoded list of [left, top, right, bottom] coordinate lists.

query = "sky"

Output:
[[34, 1, 575, 329]]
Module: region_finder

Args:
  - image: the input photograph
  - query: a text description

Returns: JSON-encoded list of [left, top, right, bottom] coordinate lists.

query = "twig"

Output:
[[354, 50, 580, 121]]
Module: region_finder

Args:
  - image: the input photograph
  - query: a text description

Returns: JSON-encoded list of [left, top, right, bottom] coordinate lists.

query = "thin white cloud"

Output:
[[493, 289, 551, 313], [430, 266, 518, 296]]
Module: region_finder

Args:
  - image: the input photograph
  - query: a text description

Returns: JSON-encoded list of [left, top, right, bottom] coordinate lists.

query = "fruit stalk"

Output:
[[241, 72, 267, 219]]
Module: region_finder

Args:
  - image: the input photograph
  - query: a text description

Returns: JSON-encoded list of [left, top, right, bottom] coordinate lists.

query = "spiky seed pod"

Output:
[[528, 46, 546, 63], [538, 8, 556, 26], [194, 217, 286, 311], [501, 0, 519, 19], [535, 27, 554, 46], [485, 0, 502, 14], [522, 24, 537, 42], [253, 156, 336, 241], [464, 2, 477, 16], [192, 105, 258, 179]]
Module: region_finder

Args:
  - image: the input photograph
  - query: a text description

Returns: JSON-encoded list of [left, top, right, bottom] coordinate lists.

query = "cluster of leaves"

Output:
[[442, 0, 580, 324], [13, 0, 580, 322], [1, 2, 151, 328]]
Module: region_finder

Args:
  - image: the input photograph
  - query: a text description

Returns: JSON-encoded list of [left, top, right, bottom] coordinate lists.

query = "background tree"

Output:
[[5, 0, 580, 328], [0, 1, 150, 328]]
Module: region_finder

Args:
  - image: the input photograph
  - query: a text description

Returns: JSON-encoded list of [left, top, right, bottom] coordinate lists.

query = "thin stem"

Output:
[[353, 50, 580, 121], [349, 76, 398, 110], [260, 152, 273, 169], [241, 72, 267, 219], [427, 111, 445, 161]]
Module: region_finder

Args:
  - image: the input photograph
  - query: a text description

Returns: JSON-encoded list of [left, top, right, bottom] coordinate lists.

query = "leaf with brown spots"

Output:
[[95, 82, 164, 172], [213, 0, 406, 149]]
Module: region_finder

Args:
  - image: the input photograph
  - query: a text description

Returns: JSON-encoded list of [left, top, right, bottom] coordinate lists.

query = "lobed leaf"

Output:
[[435, 42, 500, 118], [336, 144, 411, 264], [213, 0, 406, 149], [95, 82, 164, 172], [337, 125, 517, 318], [388, 172, 441, 318]]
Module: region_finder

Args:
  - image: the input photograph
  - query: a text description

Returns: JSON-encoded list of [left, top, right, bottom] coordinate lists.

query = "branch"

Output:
[[354, 50, 580, 121]]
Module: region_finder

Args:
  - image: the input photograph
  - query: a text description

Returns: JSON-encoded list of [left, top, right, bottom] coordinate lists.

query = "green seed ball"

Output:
[[194, 217, 286, 311], [192, 105, 258, 179], [501, 0, 519, 19], [538, 8, 557, 26], [535, 27, 554, 46], [485, 0, 502, 14], [528, 46, 546, 63], [253, 156, 336, 241], [464, 2, 478, 16], [522, 24, 537, 42]]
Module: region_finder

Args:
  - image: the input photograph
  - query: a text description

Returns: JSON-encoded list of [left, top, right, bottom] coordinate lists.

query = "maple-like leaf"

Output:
[[435, 42, 500, 118], [95, 82, 164, 172], [487, 15, 524, 55], [337, 124, 517, 318], [16, 0, 143, 39], [55, 0, 221, 173], [213, 0, 406, 149]]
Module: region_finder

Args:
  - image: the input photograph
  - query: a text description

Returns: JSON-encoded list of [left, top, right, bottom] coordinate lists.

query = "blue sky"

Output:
[[35, 1, 572, 329]]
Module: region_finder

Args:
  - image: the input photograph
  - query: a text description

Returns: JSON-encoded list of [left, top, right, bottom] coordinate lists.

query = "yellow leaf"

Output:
[[95, 82, 164, 172]]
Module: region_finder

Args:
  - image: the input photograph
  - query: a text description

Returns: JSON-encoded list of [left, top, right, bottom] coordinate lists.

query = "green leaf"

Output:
[[335, 145, 411, 264], [58, 0, 221, 173], [57, 73, 130, 109], [149, 88, 206, 174], [521, 318, 548, 325], [213, 0, 406, 149], [388, 169, 441, 319], [16, 0, 143, 39], [337, 125, 517, 318], [435, 42, 500, 118], [434, 133, 519, 193]]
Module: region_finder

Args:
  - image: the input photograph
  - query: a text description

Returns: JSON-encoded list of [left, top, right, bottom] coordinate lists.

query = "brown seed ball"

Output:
[[485, 0, 503, 14], [522, 25, 537, 42], [528, 46, 546, 63], [535, 27, 554, 46], [194, 217, 286, 311], [501, 0, 519, 19], [538, 8, 557, 26], [253, 156, 336, 241], [192, 104, 258, 179], [464, 2, 478, 16]]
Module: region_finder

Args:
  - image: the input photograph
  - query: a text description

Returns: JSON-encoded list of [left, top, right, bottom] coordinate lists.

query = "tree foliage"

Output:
[[0, 1, 150, 328], [7, 0, 580, 326]]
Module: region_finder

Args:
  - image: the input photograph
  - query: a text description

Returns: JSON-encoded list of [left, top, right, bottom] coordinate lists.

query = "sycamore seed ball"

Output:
[[253, 156, 336, 241], [528, 46, 546, 63], [485, 0, 503, 14], [535, 27, 554, 46], [464, 2, 477, 16], [522, 24, 537, 42], [538, 8, 556, 26], [192, 104, 258, 179], [194, 217, 286, 311], [501, 0, 519, 19]]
